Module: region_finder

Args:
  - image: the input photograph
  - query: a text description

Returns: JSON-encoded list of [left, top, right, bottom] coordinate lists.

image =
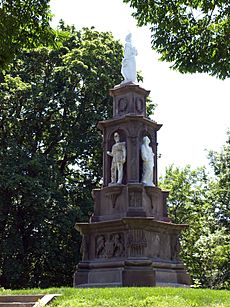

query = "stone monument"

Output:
[[73, 35, 191, 287]]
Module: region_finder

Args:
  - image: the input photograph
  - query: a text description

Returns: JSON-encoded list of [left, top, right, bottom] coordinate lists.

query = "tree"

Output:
[[160, 163, 230, 289], [208, 130, 230, 229], [0, 0, 54, 70], [123, 0, 230, 79], [0, 25, 124, 288]]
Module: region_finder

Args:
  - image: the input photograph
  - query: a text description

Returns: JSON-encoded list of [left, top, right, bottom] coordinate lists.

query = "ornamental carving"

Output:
[[95, 233, 125, 258], [128, 229, 147, 257], [105, 186, 122, 208], [135, 97, 144, 113], [151, 232, 160, 258], [129, 191, 142, 207], [111, 233, 125, 257], [145, 187, 158, 215], [96, 235, 107, 258], [171, 234, 180, 261], [80, 235, 89, 260], [118, 97, 128, 113]]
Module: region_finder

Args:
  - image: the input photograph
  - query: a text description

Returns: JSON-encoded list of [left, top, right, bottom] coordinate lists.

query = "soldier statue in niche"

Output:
[[107, 132, 126, 185], [141, 136, 155, 186]]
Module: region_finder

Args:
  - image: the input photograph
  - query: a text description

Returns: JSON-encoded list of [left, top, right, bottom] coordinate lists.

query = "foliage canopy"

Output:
[[123, 0, 230, 79], [0, 25, 123, 288], [160, 133, 230, 289], [0, 0, 54, 70]]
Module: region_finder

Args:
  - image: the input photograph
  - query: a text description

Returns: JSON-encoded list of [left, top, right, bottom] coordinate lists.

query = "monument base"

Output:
[[73, 259, 190, 288], [73, 218, 191, 287]]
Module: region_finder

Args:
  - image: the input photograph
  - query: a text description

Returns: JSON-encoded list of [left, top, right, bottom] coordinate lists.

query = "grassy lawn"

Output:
[[0, 287, 229, 306]]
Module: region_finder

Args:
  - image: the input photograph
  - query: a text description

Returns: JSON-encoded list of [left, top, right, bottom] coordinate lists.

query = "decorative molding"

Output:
[[145, 187, 157, 214], [105, 187, 122, 208], [135, 97, 144, 113]]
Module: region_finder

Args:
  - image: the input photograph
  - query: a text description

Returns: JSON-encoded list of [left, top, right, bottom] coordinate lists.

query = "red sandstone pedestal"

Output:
[[73, 83, 191, 287]]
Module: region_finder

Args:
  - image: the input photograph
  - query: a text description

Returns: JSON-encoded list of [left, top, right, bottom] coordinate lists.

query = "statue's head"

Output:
[[114, 132, 120, 142], [125, 33, 132, 42], [143, 136, 150, 145]]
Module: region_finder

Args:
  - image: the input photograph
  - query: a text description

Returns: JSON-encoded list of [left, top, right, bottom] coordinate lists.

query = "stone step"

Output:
[[0, 294, 61, 306], [0, 296, 43, 303], [0, 304, 34, 307]]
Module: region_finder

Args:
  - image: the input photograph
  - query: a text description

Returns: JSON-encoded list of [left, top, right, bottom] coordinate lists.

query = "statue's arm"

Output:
[[107, 151, 113, 157], [141, 145, 148, 161]]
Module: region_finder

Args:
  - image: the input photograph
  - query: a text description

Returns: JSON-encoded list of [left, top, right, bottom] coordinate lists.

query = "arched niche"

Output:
[[106, 128, 128, 186], [139, 129, 157, 186]]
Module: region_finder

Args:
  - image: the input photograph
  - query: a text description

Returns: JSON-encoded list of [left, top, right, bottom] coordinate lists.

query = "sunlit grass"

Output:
[[0, 287, 229, 306]]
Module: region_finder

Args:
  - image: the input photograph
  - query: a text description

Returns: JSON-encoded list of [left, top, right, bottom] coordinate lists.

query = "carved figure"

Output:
[[96, 235, 106, 258], [171, 235, 180, 260], [80, 235, 89, 260], [152, 233, 160, 258], [121, 33, 137, 83], [107, 132, 126, 185], [141, 136, 155, 186], [112, 234, 124, 257]]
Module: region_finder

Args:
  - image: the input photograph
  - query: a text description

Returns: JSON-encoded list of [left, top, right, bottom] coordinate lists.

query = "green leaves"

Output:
[[0, 26, 124, 288], [0, 0, 55, 70], [159, 140, 230, 289], [123, 0, 230, 79]]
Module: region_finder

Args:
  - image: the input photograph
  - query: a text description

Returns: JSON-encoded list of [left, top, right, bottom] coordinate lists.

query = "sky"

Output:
[[50, 0, 230, 176]]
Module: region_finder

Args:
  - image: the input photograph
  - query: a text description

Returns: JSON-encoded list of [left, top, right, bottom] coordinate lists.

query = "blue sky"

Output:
[[50, 0, 230, 176]]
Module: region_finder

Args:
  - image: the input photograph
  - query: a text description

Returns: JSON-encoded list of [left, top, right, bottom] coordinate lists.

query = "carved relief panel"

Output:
[[135, 96, 144, 114], [117, 97, 128, 116], [95, 233, 125, 259]]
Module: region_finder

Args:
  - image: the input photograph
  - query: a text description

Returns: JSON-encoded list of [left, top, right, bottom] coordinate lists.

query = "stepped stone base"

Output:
[[74, 259, 190, 288], [73, 218, 191, 287]]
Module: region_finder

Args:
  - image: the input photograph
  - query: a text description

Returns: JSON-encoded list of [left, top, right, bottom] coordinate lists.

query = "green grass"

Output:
[[0, 287, 229, 306]]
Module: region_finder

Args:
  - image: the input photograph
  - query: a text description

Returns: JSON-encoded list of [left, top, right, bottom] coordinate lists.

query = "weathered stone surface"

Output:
[[110, 84, 149, 118], [73, 83, 191, 287], [91, 185, 168, 222], [74, 218, 191, 287]]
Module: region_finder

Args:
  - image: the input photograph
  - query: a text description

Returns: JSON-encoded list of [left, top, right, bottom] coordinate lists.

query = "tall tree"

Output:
[[123, 0, 230, 79], [208, 130, 230, 229], [0, 0, 54, 70], [0, 25, 124, 288], [160, 163, 230, 289]]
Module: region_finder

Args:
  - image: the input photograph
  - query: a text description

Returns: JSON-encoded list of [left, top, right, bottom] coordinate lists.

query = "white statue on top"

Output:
[[121, 33, 137, 83], [141, 136, 155, 187]]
